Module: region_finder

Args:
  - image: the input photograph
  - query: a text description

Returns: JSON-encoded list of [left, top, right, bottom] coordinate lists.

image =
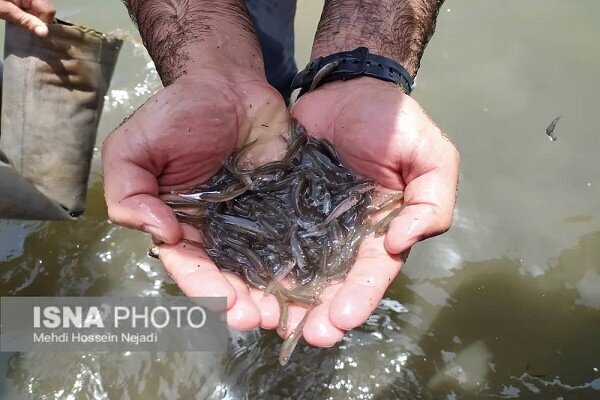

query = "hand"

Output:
[[102, 72, 291, 330], [0, 0, 55, 37], [290, 77, 460, 346]]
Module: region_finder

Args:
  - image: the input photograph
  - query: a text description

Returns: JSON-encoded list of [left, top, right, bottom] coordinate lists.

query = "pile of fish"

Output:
[[164, 121, 402, 365]]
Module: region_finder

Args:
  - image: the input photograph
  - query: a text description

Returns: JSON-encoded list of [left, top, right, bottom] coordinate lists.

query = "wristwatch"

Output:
[[291, 47, 414, 97]]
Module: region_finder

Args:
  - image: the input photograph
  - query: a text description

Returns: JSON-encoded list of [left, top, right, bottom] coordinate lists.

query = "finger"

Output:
[[159, 228, 262, 330], [302, 283, 345, 347], [159, 241, 260, 330], [102, 133, 183, 244], [0, 2, 49, 36], [158, 241, 237, 309], [385, 143, 460, 255], [30, 0, 55, 23], [248, 288, 280, 330], [278, 303, 309, 339], [329, 235, 405, 330], [222, 273, 262, 330]]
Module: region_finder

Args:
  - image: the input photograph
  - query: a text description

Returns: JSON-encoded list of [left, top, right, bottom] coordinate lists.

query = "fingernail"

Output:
[[34, 25, 48, 36]]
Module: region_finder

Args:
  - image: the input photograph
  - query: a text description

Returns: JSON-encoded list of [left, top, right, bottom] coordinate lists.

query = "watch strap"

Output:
[[291, 47, 414, 97]]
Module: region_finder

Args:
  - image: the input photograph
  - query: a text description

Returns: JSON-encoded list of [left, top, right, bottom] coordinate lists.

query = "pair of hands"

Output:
[[3, 0, 460, 348], [0, 0, 55, 36], [102, 71, 459, 347]]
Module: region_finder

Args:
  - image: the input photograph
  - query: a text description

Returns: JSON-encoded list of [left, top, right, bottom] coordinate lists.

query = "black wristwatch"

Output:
[[291, 47, 414, 97]]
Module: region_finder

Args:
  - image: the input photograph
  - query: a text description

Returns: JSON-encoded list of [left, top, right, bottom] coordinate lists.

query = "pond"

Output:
[[1, 0, 599, 398]]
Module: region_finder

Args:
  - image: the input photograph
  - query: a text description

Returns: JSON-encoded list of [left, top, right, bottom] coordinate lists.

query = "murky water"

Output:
[[1, 0, 600, 398]]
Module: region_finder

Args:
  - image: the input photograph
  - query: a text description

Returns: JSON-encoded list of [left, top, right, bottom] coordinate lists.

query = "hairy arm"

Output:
[[122, 0, 263, 85], [313, 0, 444, 79]]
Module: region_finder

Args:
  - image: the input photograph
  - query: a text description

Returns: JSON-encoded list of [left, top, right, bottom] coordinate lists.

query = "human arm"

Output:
[[289, 0, 460, 346], [102, 0, 290, 329], [0, 0, 55, 36]]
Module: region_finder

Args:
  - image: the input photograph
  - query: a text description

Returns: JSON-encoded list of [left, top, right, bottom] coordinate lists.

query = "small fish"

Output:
[[279, 306, 312, 366], [367, 191, 404, 213], [285, 134, 308, 162], [270, 279, 319, 305], [275, 292, 290, 337], [322, 193, 363, 225], [319, 138, 340, 164], [226, 140, 259, 187], [250, 160, 293, 178], [290, 227, 307, 272], [210, 213, 267, 240], [309, 60, 340, 91], [177, 183, 248, 202], [546, 116, 560, 141], [291, 176, 307, 216], [373, 207, 402, 237], [164, 120, 382, 365]]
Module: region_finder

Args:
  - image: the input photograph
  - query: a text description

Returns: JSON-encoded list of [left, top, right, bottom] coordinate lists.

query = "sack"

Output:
[[0, 20, 122, 219]]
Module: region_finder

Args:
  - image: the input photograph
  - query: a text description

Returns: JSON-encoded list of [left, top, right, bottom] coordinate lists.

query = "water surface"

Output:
[[1, 0, 599, 398]]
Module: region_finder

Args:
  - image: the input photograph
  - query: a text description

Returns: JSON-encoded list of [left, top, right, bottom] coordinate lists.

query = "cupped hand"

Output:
[[102, 72, 290, 330], [289, 77, 460, 346], [0, 0, 55, 36]]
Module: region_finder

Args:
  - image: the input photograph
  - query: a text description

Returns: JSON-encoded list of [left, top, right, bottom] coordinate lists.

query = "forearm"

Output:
[[313, 0, 444, 78], [123, 0, 263, 85]]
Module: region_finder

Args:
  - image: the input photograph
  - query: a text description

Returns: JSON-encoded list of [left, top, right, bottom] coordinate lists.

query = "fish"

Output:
[[309, 60, 340, 91], [165, 119, 400, 366], [176, 183, 248, 202], [546, 116, 561, 141], [278, 307, 312, 366]]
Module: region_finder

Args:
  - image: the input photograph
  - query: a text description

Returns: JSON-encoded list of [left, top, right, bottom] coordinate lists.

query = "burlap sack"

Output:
[[0, 20, 122, 219]]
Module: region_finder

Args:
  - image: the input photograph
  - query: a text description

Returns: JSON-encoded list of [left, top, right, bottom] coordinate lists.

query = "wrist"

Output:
[[303, 76, 408, 98], [312, 0, 443, 78], [168, 61, 267, 96], [180, 38, 266, 83], [158, 24, 265, 84], [125, 0, 263, 85], [167, 72, 289, 150]]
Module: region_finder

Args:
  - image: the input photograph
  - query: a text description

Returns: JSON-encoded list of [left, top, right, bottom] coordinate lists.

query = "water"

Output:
[[1, 0, 599, 398]]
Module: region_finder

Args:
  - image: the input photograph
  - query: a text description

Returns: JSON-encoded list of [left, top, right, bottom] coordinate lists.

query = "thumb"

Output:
[[102, 133, 183, 245], [106, 191, 183, 245], [0, 2, 50, 37], [30, 0, 56, 23]]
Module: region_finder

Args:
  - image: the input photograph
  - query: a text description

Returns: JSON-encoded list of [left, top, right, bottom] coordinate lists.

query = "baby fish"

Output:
[[372, 207, 402, 237], [164, 119, 381, 366], [290, 227, 307, 272], [279, 305, 313, 366], [546, 116, 560, 141], [322, 193, 362, 226], [177, 183, 248, 202], [367, 191, 404, 213]]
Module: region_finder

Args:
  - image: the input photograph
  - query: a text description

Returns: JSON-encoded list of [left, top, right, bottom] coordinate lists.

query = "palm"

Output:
[[102, 74, 292, 331], [110, 76, 287, 191], [292, 78, 434, 190], [287, 78, 460, 346]]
